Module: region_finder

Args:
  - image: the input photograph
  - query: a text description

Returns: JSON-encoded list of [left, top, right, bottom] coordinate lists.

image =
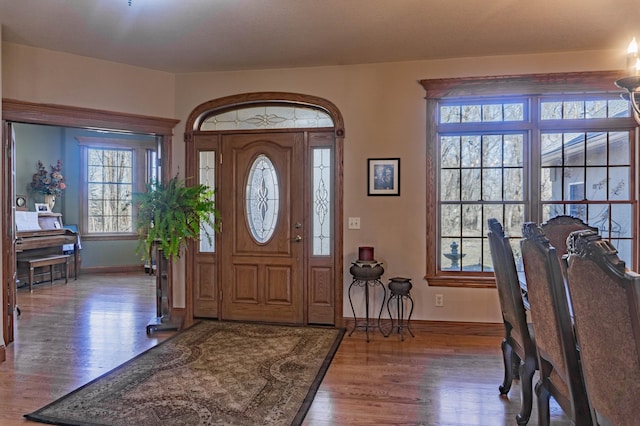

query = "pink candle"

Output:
[[358, 246, 374, 261]]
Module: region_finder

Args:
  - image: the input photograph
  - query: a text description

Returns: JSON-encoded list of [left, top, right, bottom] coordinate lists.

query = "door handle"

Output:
[[291, 235, 302, 242]]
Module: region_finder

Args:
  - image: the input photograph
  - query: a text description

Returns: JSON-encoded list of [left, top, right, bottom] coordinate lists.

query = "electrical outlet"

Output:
[[435, 294, 444, 307], [348, 217, 361, 229]]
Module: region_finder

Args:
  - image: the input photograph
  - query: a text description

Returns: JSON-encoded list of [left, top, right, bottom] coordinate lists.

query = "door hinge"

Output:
[[219, 152, 222, 164]]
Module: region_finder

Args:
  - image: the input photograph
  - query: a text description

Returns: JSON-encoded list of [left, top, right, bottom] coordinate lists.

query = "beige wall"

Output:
[[2, 43, 175, 117], [174, 49, 624, 323], [2, 41, 627, 323]]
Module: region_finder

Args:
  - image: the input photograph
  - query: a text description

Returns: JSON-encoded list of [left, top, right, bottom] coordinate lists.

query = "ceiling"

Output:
[[1, 0, 639, 74]]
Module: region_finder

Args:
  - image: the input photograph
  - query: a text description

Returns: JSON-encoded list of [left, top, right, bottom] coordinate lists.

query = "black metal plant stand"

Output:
[[348, 261, 386, 342], [385, 277, 415, 341]]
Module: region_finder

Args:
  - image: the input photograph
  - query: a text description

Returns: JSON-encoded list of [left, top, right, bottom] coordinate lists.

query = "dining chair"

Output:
[[487, 218, 537, 425], [566, 229, 640, 425], [520, 223, 592, 426], [540, 215, 597, 265]]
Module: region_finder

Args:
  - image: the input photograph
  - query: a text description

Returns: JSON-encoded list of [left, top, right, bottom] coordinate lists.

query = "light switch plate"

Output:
[[348, 217, 361, 229]]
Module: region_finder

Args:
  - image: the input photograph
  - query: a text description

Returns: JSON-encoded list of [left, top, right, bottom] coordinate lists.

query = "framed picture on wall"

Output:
[[34, 203, 51, 213], [368, 158, 400, 196]]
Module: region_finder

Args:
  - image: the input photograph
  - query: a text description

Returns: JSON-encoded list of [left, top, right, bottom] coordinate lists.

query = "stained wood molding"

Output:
[[419, 70, 626, 99], [345, 319, 504, 337], [2, 99, 179, 135]]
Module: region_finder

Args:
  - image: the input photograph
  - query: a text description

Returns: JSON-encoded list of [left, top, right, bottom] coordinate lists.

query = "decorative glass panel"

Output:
[[199, 151, 216, 252], [246, 154, 279, 243], [313, 148, 332, 256], [201, 106, 333, 130]]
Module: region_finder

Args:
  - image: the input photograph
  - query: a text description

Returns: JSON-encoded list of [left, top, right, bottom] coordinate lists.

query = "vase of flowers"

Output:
[[30, 160, 66, 209]]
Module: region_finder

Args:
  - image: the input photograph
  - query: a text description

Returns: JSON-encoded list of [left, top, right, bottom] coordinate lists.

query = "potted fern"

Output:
[[132, 174, 220, 333], [134, 175, 220, 261]]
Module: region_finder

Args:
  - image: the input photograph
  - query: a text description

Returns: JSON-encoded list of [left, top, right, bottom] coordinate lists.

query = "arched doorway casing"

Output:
[[184, 92, 344, 327]]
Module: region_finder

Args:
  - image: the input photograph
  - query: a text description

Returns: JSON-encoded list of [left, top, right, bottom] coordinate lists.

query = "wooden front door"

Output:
[[220, 132, 304, 324]]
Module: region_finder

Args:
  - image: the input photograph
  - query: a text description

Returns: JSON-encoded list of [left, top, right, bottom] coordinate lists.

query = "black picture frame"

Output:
[[368, 158, 400, 196]]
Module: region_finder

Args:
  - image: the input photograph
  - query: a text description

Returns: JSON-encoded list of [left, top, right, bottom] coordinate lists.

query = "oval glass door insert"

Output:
[[246, 154, 280, 243]]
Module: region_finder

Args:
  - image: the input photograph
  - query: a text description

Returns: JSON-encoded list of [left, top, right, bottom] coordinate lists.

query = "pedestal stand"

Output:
[[385, 277, 415, 341], [147, 246, 182, 334], [348, 261, 386, 342]]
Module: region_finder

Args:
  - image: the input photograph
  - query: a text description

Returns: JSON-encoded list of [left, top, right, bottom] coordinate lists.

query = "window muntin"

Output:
[[540, 99, 629, 120], [436, 94, 635, 277], [439, 126, 525, 272], [87, 148, 134, 233], [540, 129, 633, 264], [440, 101, 525, 123]]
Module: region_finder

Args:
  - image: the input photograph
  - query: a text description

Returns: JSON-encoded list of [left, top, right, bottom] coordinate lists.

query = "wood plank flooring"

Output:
[[0, 272, 570, 425]]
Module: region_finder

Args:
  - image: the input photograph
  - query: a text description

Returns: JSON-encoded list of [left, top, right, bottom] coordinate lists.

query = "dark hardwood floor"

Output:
[[0, 272, 570, 425]]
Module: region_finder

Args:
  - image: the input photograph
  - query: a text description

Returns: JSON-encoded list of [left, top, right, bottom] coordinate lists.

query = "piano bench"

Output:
[[17, 254, 70, 292]]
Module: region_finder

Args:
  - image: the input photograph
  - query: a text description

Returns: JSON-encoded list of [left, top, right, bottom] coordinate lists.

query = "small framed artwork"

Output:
[[368, 158, 400, 196], [35, 203, 51, 213]]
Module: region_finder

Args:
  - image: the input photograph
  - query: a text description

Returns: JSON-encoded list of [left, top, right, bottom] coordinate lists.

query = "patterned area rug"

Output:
[[25, 321, 344, 426]]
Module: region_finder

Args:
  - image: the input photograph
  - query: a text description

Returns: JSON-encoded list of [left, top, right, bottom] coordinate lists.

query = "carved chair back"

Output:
[[488, 218, 537, 425], [540, 215, 597, 264], [566, 230, 640, 425], [520, 223, 592, 426]]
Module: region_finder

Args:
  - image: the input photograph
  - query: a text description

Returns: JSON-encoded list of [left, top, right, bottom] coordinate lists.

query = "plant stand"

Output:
[[147, 246, 182, 334]]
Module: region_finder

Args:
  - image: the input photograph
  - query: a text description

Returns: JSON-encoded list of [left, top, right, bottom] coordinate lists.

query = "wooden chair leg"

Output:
[[499, 339, 515, 394], [29, 266, 34, 292], [535, 380, 551, 426], [516, 355, 536, 425]]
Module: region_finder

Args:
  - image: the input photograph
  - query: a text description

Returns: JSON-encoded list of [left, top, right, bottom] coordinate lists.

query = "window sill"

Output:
[[425, 275, 496, 289], [82, 233, 139, 242]]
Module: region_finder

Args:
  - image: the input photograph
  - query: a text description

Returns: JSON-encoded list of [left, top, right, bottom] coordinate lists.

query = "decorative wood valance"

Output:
[[419, 70, 628, 99]]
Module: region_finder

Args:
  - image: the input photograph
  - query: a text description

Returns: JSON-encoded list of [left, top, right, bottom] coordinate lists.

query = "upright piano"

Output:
[[15, 212, 80, 282]]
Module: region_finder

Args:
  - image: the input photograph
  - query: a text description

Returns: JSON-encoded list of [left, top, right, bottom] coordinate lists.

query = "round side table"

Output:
[[348, 261, 386, 342], [386, 277, 415, 341]]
